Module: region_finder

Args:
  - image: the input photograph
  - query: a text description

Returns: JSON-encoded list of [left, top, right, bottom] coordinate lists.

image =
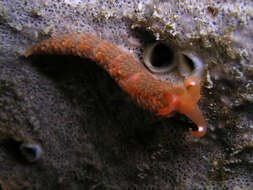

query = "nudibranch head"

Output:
[[175, 76, 207, 138], [153, 49, 207, 138]]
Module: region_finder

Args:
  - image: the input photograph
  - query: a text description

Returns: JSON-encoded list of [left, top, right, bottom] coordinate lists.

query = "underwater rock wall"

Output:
[[0, 0, 252, 189]]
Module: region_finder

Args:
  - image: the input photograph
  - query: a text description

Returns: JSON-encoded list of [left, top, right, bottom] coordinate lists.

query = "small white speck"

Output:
[[138, 2, 143, 11], [190, 81, 196, 86], [206, 71, 213, 89], [198, 126, 205, 132]]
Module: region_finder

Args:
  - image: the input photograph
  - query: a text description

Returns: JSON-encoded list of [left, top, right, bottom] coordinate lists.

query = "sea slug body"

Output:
[[25, 33, 207, 138]]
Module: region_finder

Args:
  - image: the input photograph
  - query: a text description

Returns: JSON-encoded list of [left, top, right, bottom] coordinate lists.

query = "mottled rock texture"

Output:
[[0, 0, 253, 189]]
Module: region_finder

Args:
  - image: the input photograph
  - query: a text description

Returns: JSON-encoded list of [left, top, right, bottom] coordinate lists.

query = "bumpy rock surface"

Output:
[[0, 0, 252, 189]]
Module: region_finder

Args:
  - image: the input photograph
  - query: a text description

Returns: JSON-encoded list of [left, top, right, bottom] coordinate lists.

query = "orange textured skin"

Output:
[[25, 33, 207, 138]]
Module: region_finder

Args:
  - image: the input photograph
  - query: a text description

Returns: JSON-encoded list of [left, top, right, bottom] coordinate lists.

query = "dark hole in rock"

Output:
[[0, 138, 27, 164], [207, 6, 219, 18], [20, 144, 41, 162], [182, 54, 195, 72], [131, 27, 156, 44], [22, 146, 36, 158], [150, 43, 174, 68]]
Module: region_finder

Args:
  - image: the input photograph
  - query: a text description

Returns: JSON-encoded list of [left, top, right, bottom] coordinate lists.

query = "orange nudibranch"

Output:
[[25, 33, 207, 138]]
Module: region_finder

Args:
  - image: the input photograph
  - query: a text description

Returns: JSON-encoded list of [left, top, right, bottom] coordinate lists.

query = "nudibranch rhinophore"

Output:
[[25, 33, 207, 138]]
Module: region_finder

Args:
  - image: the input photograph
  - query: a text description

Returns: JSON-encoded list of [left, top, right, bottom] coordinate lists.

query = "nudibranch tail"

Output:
[[183, 104, 207, 138], [25, 33, 207, 138]]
